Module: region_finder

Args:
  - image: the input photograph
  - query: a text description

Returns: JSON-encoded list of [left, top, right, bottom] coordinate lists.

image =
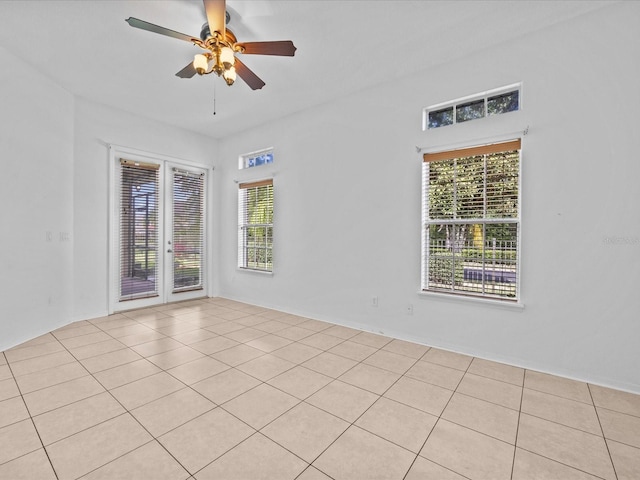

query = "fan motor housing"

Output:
[[200, 22, 237, 44]]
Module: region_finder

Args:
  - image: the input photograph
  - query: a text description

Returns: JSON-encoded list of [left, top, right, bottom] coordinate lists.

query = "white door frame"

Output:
[[108, 144, 212, 314]]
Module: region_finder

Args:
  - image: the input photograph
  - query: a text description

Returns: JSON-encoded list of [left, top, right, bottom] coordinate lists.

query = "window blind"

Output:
[[119, 160, 160, 300], [238, 179, 273, 271], [172, 169, 205, 292]]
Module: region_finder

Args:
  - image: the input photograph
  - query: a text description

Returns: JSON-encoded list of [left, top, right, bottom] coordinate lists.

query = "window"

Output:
[[456, 99, 485, 123], [239, 148, 274, 170], [238, 179, 274, 272], [422, 139, 521, 301], [425, 84, 520, 130]]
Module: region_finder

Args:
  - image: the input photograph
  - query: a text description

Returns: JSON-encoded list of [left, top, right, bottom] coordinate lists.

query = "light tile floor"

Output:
[[1, 297, 639, 479]]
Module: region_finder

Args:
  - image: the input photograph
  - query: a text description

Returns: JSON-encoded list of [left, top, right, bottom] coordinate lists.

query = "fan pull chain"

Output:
[[213, 80, 217, 115]]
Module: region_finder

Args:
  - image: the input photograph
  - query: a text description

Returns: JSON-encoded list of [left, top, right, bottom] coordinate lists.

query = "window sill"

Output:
[[237, 268, 273, 276], [418, 290, 524, 310]]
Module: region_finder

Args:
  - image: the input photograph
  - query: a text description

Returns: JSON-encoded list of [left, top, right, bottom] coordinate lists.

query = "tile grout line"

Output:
[[588, 383, 620, 480], [452, 389, 521, 413], [294, 464, 337, 480], [77, 438, 181, 479], [509, 369, 526, 480], [515, 446, 613, 480], [522, 384, 600, 407], [515, 410, 615, 440]]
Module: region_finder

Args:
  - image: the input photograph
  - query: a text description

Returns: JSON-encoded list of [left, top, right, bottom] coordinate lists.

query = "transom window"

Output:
[[422, 139, 521, 301], [238, 179, 273, 272], [239, 148, 274, 170], [424, 84, 520, 130]]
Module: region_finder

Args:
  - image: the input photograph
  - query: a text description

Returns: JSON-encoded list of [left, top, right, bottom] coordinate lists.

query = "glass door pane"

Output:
[[119, 161, 160, 301], [171, 168, 205, 293]]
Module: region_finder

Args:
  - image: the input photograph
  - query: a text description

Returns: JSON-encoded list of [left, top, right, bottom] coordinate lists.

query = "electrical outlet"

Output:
[[406, 304, 413, 315], [372, 296, 378, 307]]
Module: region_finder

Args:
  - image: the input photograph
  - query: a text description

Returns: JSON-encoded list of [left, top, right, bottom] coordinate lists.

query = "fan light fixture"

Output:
[[222, 66, 236, 86], [192, 34, 237, 85], [193, 53, 209, 75]]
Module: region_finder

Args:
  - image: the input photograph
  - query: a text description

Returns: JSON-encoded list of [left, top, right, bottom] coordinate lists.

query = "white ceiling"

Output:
[[0, 1, 610, 139]]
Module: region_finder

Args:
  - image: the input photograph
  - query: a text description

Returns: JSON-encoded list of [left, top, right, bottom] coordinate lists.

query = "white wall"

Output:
[[217, 3, 640, 393], [0, 47, 75, 348]]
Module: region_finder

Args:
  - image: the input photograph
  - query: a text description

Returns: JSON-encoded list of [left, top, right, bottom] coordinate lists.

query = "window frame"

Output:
[[423, 83, 521, 131], [237, 178, 274, 273], [421, 139, 522, 303]]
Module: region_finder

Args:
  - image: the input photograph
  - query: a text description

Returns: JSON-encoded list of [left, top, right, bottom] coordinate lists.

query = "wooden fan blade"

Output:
[[203, 0, 226, 39], [125, 17, 201, 45], [176, 63, 197, 78], [234, 58, 265, 90], [237, 41, 297, 56]]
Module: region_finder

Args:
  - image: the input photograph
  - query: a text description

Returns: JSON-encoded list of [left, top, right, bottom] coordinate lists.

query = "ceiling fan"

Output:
[[125, 0, 296, 90]]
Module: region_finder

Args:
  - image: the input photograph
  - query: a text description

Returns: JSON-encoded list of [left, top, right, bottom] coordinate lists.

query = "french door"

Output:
[[109, 148, 208, 312]]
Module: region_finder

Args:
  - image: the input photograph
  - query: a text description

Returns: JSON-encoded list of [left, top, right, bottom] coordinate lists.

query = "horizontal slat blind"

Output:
[[119, 161, 159, 300], [427, 149, 520, 220], [238, 179, 273, 271], [172, 169, 205, 292]]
